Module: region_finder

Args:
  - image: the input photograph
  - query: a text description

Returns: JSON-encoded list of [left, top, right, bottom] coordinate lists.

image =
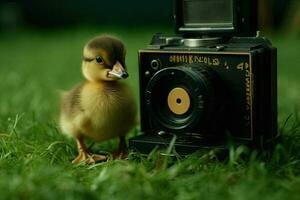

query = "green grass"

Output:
[[0, 27, 300, 200]]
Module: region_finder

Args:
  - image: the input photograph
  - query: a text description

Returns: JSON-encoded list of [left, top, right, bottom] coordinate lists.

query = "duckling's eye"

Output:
[[95, 56, 104, 64]]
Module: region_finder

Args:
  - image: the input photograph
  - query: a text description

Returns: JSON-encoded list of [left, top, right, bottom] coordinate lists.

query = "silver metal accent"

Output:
[[179, 26, 234, 31], [256, 31, 261, 37], [165, 37, 182, 45], [183, 37, 222, 47], [158, 131, 166, 136], [216, 45, 225, 51], [145, 71, 150, 77]]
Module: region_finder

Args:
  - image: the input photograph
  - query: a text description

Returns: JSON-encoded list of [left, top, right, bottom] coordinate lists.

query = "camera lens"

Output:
[[167, 87, 191, 115], [145, 64, 218, 133]]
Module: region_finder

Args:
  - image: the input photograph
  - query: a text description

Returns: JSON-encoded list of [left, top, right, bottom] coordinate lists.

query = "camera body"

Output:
[[129, 0, 277, 155]]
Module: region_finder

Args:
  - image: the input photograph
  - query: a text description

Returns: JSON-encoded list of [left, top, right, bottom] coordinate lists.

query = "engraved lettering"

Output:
[[244, 62, 249, 69], [199, 57, 203, 63], [208, 58, 212, 65], [180, 55, 184, 62], [176, 55, 180, 63], [168, 55, 220, 66], [237, 62, 244, 70], [243, 60, 252, 128], [213, 58, 220, 66], [189, 55, 193, 64], [169, 55, 174, 62], [194, 56, 201, 63]]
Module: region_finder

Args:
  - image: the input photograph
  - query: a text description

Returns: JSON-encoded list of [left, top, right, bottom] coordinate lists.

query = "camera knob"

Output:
[[150, 59, 161, 70]]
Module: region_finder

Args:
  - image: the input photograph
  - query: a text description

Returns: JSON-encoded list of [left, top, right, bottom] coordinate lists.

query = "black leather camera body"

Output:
[[129, 0, 277, 155]]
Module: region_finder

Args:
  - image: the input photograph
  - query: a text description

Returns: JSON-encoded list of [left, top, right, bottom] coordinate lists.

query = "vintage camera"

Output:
[[129, 0, 277, 155]]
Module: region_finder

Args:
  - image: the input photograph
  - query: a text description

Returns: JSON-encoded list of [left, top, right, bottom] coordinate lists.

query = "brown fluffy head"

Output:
[[82, 35, 126, 81]]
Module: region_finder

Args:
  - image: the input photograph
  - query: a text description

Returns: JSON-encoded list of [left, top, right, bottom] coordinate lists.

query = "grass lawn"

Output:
[[0, 27, 299, 200]]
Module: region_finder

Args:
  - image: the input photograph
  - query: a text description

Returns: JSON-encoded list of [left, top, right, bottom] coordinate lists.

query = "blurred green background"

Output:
[[0, 0, 300, 200], [1, 0, 299, 117], [0, 0, 299, 31]]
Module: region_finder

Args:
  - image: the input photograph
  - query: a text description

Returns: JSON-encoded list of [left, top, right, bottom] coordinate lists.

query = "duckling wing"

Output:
[[60, 83, 89, 137], [60, 83, 84, 119]]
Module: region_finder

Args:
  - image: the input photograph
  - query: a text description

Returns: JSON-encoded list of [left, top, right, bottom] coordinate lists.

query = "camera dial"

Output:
[[145, 64, 219, 133], [150, 59, 161, 70]]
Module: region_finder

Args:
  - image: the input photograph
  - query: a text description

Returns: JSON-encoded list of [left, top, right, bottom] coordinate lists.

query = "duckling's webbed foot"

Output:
[[72, 151, 107, 164], [72, 135, 107, 164]]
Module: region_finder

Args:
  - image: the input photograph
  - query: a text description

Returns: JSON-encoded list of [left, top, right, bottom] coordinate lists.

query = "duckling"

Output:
[[59, 35, 136, 164]]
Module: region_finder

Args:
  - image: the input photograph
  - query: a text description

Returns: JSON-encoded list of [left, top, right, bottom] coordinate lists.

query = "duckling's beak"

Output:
[[108, 61, 129, 79]]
